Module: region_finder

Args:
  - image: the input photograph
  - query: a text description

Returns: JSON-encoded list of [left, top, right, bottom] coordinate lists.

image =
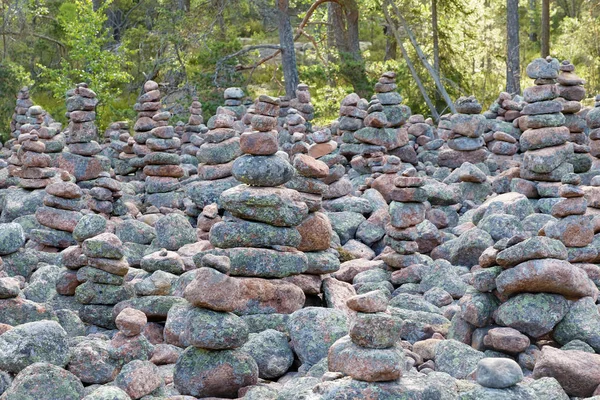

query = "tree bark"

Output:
[[386, 0, 456, 114], [277, 0, 299, 98], [383, 4, 439, 120], [432, 0, 440, 76], [383, 25, 397, 61], [541, 0, 550, 57], [506, 0, 521, 94]]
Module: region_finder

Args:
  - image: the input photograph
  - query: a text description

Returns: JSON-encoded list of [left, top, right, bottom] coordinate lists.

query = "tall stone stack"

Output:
[[222, 87, 246, 121], [19, 105, 64, 155], [60, 83, 110, 184], [439, 96, 487, 169], [189, 109, 241, 212], [287, 153, 339, 297], [329, 290, 404, 382], [375, 71, 411, 129], [31, 173, 81, 249], [131, 81, 163, 178], [586, 95, 600, 167], [283, 109, 308, 156], [104, 122, 137, 179], [382, 169, 427, 270], [10, 87, 34, 139], [290, 83, 314, 127], [88, 171, 123, 216], [557, 60, 591, 174], [484, 92, 523, 122], [180, 96, 206, 173], [77, 233, 133, 329], [205, 95, 310, 281], [519, 57, 573, 183], [12, 131, 56, 189], [338, 93, 367, 144], [144, 110, 184, 209]]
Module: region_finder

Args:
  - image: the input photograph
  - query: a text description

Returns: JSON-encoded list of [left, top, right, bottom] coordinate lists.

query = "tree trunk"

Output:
[[541, 0, 550, 57], [386, 0, 456, 113], [506, 0, 521, 94], [432, 0, 440, 76], [383, 4, 439, 120], [529, 0, 538, 42], [277, 0, 299, 98], [383, 25, 397, 61]]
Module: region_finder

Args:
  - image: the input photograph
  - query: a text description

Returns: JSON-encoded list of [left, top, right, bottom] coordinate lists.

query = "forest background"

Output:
[[0, 0, 598, 140]]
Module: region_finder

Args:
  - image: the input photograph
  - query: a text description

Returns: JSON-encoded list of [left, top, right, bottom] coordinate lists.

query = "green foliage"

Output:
[[37, 0, 133, 127], [0, 63, 34, 141]]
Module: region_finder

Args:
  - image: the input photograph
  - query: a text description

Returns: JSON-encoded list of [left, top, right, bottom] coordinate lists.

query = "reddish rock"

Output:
[[296, 212, 332, 252], [483, 327, 530, 353], [116, 308, 148, 337]]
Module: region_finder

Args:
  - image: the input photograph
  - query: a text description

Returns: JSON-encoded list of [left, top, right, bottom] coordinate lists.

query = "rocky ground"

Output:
[[0, 58, 599, 399]]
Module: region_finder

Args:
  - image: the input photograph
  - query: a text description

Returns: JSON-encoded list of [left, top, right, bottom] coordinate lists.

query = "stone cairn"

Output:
[[77, 232, 133, 329], [557, 60, 591, 174], [32, 172, 81, 250], [189, 109, 241, 216], [337, 93, 367, 144], [20, 105, 64, 156], [11, 130, 56, 189], [103, 121, 136, 179], [180, 96, 206, 174], [287, 153, 338, 300], [290, 83, 314, 127], [375, 71, 411, 129], [207, 95, 309, 281], [329, 290, 404, 382], [407, 114, 439, 166], [586, 94, 600, 166], [10, 87, 34, 140], [281, 108, 308, 156], [382, 168, 427, 270], [484, 92, 523, 122], [439, 96, 487, 169], [196, 203, 221, 241], [483, 93, 523, 171], [132, 81, 162, 179], [519, 57, 573, 186], [222, 87, 246, 121], [88, 171, 123, 216], [61, 83, 110, 184], [144, 109, 184, 209]]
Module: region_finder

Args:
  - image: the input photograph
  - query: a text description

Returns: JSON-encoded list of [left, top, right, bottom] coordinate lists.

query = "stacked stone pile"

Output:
[[76, 233, 133, 329], [88, 171, 123, 215], [483, 92, 523, 122], [407, 114, 438, 165], [519, 57, 573, 184], [221, 87, 246, 121], [180, 96, 206, 173], [204, 95, 310, 281], [337, 93, 367, 144], [556, 60, 591, 174], [31, 173, 82, 249], [10, 131, 56, 190], [280, 108, 308, 156], [10, 87, 34, 139], [290, 83, 314, 126], [587, 94, 600, 166], [131, 81, 163, 178], [103, 121, 136, 178], [374, 71, 411, 128], [328, 290, 404, 381], [59, 83, 110, 184], [438, 96, 487, 169], [19, 106, 64, 155], [144, 109, 184, 209]]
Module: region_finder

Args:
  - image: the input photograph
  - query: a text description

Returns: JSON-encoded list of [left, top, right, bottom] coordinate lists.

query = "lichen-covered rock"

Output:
[[182, 307, 248, 349], [154, 214, 196, 250], [0, 320, 69, 373], [173, 347, 258, 398], [68, 338, 119, 384], [0, 223, 25, 255], [554, 296, 600, 352], [434, 339, 485, 379], [115, 360, 163, 399], [241, 329, 294, 379], [0, 362, 84, 400], [476, 358, 523, 388], [288, 307, 348, 367]]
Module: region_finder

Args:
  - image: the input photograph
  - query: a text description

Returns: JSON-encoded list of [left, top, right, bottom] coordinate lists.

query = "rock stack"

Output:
[[439, 96, 487, 169], [197, 203, 221, 241], [483, 92, 523, 122], [222, 87, 246, 121], [19, 105, 64, 155], [519, 57, 573, 183], [180, 96, 206, 173], [205, 95, 310, 281], [375, 71, 411, 128], [10, 87, 34, 139], [557, 60, 591, 174], [408, 114, 439, 165], [487, 130, 519, 171], [174, 263, 259, 398], [287, 153, 338, 298], [103, 121, 136, 179], [281, 109, 308, 156], [60, 83, 110, 183], [88, 171, 123, 216], [144, 110, 184, 209], [338, 93, 367, 144], [587, 94, 600, 167], [290, 83, 314, 127], [188, 109, 241, 213], [31, 173, 82, 249], [77, 233, 133, 329], [12, 131, 56, 189], [132, 81, 163, 178], [328, 290, 404, 381], [382, 169, 427, 270]]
